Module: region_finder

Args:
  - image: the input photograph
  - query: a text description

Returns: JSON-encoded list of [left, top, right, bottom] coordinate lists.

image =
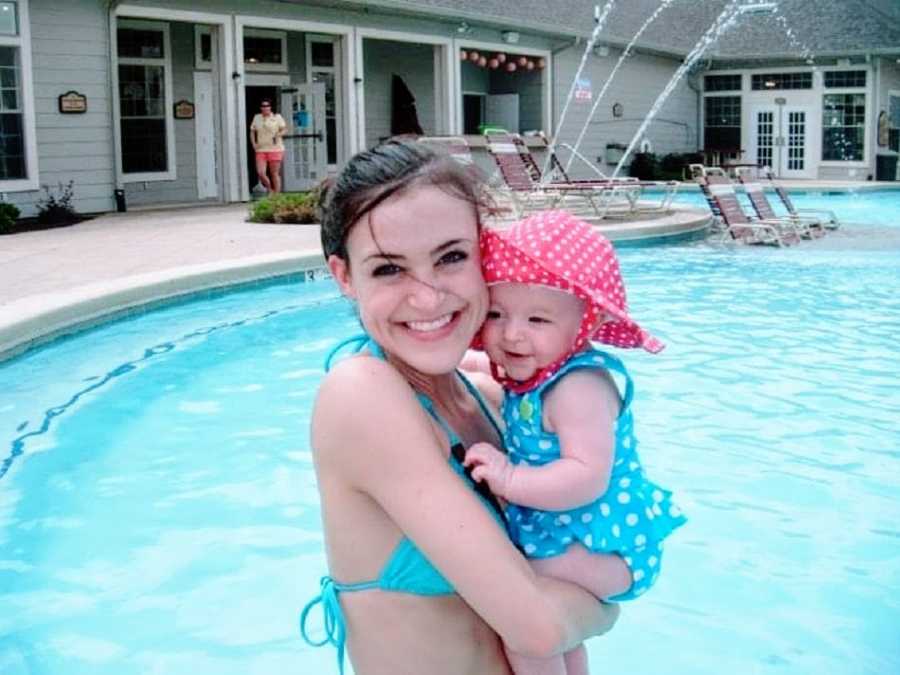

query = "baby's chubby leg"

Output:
[[530, 544, 632, 603]]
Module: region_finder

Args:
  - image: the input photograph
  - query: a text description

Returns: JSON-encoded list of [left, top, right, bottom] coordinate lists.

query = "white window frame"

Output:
[[194, 24, 212, 70], [243, 28, 288, 72], [0, 0, 38, 192], [306, 33, 343, 169], [820, 64, 871, 167], [114, 19, 176, 182]]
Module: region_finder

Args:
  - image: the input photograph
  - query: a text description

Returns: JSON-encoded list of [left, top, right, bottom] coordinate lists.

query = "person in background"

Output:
[[250, 98, 286, 193], [300, 141, 619, 675]]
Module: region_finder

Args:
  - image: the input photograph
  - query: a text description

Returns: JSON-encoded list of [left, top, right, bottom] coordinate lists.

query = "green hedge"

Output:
[[0, 202, 20, 232], [629, 152, 704, 181], [248, 191, 319, 224]]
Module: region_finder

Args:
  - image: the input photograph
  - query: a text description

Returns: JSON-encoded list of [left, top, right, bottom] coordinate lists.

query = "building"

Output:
[[0, 0, 897, 217]]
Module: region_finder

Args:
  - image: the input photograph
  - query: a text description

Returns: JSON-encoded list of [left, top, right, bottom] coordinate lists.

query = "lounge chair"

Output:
[[484, 132, 632, 219], [418, 135, 474, 166], [761, 167, 841, 230], [533, 132, 681, 214], [735, 169, 825, 239], [691, 166, 795, 246]]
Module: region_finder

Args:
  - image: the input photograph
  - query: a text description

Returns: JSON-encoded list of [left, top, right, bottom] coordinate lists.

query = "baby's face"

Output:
[[482, 283, 585, 382]]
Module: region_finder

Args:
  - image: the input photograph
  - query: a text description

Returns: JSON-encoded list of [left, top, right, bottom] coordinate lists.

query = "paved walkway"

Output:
[[0, 204, 324, 358]]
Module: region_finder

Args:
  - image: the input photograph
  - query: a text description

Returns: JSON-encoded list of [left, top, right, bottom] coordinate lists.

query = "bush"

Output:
[[659, 152, 705, 181], [0, 202, 20, 232], [36, 180, 78, 225], [628, 153, 658, 181], [249, 191, 319, 224]]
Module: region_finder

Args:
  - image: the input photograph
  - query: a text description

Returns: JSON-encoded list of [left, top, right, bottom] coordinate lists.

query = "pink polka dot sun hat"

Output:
[[480, 210, 664, 393]]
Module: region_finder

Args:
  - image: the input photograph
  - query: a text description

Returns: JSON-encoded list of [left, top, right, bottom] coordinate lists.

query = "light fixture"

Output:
[[594, 45, 609, 57], [764, 79, 776, 88], [456, 21, 472, 35], [501, 31, 520, 44]]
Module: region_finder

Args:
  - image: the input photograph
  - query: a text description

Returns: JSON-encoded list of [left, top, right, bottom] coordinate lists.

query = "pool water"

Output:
[[2, 210, 900, 673]]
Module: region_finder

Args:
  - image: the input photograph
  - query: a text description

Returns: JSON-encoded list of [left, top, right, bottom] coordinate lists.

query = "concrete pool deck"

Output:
[[1, 178, 896, 361]]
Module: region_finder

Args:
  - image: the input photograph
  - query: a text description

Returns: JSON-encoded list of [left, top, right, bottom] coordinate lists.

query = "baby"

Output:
[[464, 210, 686, 675]]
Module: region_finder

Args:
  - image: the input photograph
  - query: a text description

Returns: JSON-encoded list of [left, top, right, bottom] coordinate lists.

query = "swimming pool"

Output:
[[1, 213, 899, 673]]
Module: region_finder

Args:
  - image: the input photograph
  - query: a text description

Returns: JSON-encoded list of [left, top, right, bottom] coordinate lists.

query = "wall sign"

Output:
[[574, 77, 592, 102], [174, 100, 195, 119], [58, 91, 87, 114]]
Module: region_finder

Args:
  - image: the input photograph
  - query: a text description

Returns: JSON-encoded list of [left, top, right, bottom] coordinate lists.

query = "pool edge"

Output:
[[0, 251, 326, 363]]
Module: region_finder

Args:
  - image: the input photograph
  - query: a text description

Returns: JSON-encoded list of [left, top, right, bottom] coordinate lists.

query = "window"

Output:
[[751, 72, 812, 90], [244, 29, 287, 72], [195, 25, 213, 70], [0, 0, 35, 191], [116, 20, 173, 179], [704, 74, 741, 92], [704, 96, 741, 151], [824, 70, 866, 88], [822, 93, 865, 161], [0, 2, 17, 35], [307, 36, 340, 165]]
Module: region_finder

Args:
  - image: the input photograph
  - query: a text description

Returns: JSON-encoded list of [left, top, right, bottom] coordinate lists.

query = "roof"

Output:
[[346, 0, 900, 58]]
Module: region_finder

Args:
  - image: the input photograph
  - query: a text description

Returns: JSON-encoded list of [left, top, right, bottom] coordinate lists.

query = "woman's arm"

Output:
[[465, 369, 619, 511], [249, 116, 259, 150], [313, 357, 617, 658]]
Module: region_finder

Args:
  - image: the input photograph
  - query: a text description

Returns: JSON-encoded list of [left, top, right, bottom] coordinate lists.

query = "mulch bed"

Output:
[[0, 216, 94, 235]]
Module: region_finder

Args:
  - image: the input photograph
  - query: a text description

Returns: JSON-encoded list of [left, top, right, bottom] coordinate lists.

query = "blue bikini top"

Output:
[[300, 335, 505, 673]]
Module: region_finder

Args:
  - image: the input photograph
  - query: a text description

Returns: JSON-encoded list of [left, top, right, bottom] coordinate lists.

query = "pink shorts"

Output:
[[256, 150, 284, 162]]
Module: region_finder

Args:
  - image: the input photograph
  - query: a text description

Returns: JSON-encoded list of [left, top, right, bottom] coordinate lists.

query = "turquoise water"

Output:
[[2, 203, 900, 673]]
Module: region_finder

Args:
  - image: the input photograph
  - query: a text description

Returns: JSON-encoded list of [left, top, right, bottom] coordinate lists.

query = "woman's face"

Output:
[[328, 184, 487, 376], [260, 102, 272, 115]]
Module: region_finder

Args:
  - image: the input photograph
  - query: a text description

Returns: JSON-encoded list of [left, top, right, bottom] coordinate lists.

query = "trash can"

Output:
[[875, 154, 898, 181], [114, 188, 127, 212]]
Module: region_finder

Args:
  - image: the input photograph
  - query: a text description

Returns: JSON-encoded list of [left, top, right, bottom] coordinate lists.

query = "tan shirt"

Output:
[[251, 113, 286, 151]]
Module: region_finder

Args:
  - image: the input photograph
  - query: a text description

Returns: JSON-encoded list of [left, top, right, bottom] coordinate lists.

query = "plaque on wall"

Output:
[[58, 91, 87, 114], [174, 100, 195, 119]]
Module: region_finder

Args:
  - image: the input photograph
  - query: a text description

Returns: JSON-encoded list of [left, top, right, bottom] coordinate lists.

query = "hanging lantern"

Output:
[[478, 56, 487, 67], [469, 50, 480, 62], [497, 53, 507, 63], [537, 57, 546, 69], [460, 50, 468, 61], [517, 56, 527, 67], [525, 60, 535, 70], [488, 58, 499, 69], [506, 62, 517, 72]]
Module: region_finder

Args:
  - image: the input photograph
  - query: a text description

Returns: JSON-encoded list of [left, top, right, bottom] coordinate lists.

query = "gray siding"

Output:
[[6, 0, 115, 217], [552, 45, 697, 178], [362, 38, 436, 148]]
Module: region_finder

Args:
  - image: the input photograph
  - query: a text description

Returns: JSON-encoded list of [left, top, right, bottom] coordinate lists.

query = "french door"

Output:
[[281, 82, 327, 191], [751, 105, 812, 179]]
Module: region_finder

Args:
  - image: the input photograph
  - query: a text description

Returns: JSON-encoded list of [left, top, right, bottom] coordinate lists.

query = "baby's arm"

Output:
[[466, 369, 620, 511]]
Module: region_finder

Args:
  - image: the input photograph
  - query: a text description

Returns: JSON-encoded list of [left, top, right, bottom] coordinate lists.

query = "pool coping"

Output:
[[0, 251, 326, 362]]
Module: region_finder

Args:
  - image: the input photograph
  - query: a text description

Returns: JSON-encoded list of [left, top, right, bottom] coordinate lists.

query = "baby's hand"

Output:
[[464, 442, 514, 498]]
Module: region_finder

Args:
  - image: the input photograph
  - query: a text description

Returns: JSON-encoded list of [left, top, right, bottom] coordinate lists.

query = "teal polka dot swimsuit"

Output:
[[502, 347, 686, 601]]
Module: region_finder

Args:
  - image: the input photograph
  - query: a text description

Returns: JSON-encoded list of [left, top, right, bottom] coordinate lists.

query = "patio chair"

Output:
[[485, 134, 656, 218], [418, 135, 474, 166], [692, 167, 795, 246], [483, 132, 629, 219], [761, 167, 841, 230], [735, 169, 825, 239], [533, 132, 681, 214]]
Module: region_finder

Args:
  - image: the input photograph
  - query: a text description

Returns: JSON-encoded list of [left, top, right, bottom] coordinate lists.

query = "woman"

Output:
[[249, 98, 286, 193], [301, 140, 618, 674]]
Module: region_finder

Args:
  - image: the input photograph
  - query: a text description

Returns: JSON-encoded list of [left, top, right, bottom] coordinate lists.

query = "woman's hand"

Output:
[[464, 442, 514, 499]]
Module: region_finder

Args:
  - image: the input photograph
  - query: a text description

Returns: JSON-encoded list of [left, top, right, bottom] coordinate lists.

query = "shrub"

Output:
[[36, 180, 78, 225], [249, 191, 319, 224], [660, 152, 705, 181], [628, 153, 658, 181], [0, 202, 20, 232]]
